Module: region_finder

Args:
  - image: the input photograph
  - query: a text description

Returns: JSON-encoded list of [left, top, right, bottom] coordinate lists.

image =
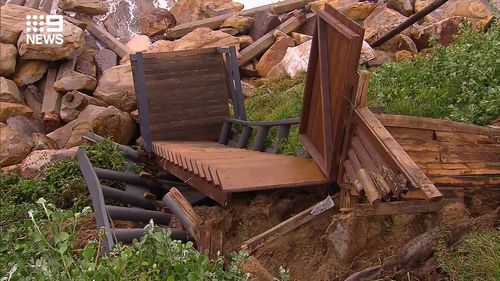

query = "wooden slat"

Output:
[[352, 198, 462, 217]]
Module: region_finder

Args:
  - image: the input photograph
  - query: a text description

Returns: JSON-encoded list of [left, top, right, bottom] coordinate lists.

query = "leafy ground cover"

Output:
[[0, 141, 249, 280]]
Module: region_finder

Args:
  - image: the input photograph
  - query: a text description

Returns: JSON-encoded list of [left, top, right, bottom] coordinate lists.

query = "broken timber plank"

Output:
[[352, 198, 462, 217], [238, 14, 306, 66], [165, 0, 312, 40], [41, 66, 61, 131], [241, 196, 334, 253], [77, 16, 130, 58]]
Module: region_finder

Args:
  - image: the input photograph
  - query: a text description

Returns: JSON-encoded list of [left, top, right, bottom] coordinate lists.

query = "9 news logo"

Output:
[[25, 15, 64, 45]]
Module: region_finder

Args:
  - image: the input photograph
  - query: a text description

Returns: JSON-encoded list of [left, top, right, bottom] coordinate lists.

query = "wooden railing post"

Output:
[[218, 120, 232, 144], [238, 126, 253, 148], [253, 126, 270, 152]]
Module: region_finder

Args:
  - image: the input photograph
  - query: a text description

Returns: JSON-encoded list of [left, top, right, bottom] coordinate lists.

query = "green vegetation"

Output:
[[368, 23, 500, 125], [437, 229, 500, 281], [1, 141, 248, 280]]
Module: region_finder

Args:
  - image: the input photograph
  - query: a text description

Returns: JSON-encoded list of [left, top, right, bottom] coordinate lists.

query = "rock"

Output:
[[126, 35, 152, 53], [241, 80, 255, 98], [0, 77, 22, 103], [221, 15, 255, 34], [0, 4, 45, 44], [20, 147, 77, 177], [0, 122, 33, 167], [280, 39, 312, 78], [240, 62, 259, 77], [12, 60, 48, 87], [23, 85, 42, 119], [173, 27, 240, 51], [130, 109, 139, 123], [394, 50, 415, 61], [257, 36, 295, 77], [17, 20, 85, 61], [367, 50, 394, 67], [250, 10, 281, 41], [306, 0, 327, 12], [363, 6, 409, 44], [76, 60, 97, 78], [0, 43, 17, 77], [93, 64, 136, 112], [60, 90, 108, 123], [398, 34, 418, 53], [333, 1, 377, 21], [411, 16, 463, 50], [238, 35, 253, 49], [171, 0, 244, 24], [0, 102, 33, 122], [53, 71, 97, 93], [58, 0, 108, 15], [95, 49, 117, 78], [139, 8, 176, 36], [291, 32, 312, 45], [47, 105, 136, 148], [146, 40, 175, 53], [266, 62, 286, 78], [218, 27, 239, 36], [0, 164, 22, 175], [6, 116, 43, 136], [415, 0, 492, 27], [387, 0, 414, 17], [32, 133, 59, 150], [360, 41, 375, 64]]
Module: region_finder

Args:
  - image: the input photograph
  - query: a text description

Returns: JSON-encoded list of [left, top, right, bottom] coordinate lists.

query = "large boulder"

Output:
[[411, 16, 464, 49], [53, 70, 97, 92], [20, 147, 77, 178], [308, 1, 376, 21], [0, 4, 46, 44], [0, 102, 33, 122], [32, 133, 59, 151], [363, 6, 409, 44], [60, 90, 108, 123], [221, 16, 255, 34], [12, 60, 48, 87], [0, 43, 17, 77], [6, 116, 44, 136], [147, 40, 176, 53], [415, 0, 492, 27], [48, 105, 135, 148], [172, 27, 240, 51], [0, 122, 33, 167], [95, 49, 117, 78], [17, 20, 85, 61], [278, 40, 312, 78], [0, 77, 23, 103], [249, 10, 281, 41], [139, 8, 176, 36], [93, 64, 136, 112], [257, 35, 295, 77], [171, 0, 244, 24], [58, 0, 108, 15], [387, 0, 414, 17], [126, 35, 152, 53]]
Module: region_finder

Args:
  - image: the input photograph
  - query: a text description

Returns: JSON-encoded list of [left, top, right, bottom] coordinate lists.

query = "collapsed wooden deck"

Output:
[[153, 141, 328, 205]]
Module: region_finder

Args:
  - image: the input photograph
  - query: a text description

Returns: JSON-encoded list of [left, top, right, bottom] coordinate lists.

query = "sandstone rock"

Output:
[[0, 4, 45, 44], [173, 27, 240, 51], [58, 0, 108, 15], [20, 147, 77, 177], [0, 122, 33, 167], [139, 8, 176, 36], [126, 35, 152, 53], [219, 27, 239, 36], [238, 35, 253, 49], [250, 10, 281, 41], [241, 80, 255, 98], [367, 50, 394, 67], [221, 15, 255, 34], [398, 34, 418, 53], [280, 39, 311, 78], [266, 62, 286, 78], [60, 90, 108, 123], [394, 50, 415, 61], [23, 85, 42, 119], [13, 60, 48, 87], [411, 16, 463, 50], [17, 20, 85, 61], [306, 0, 327, 12], [257, 36, 295, 77], [415, 0, 492, 27], [0, 43, 17, 77], [291, 32, 312, 45], [6, 116, 43, 136], [364, 6, 409, 44], [333, 1, 376, 21], [146, 40, 175, 53], [93, 64, 136, 112], [0, 77, 22, 103], [171, 0, 244, 24], [360, 40, 375, 64], [53, 71, 97, 93], [130, 109, 139, 123], [387, 0, 414, 17], [76, 60, 97, 78], [95, 49, 117, 78], [32, 133, 59, 150], [47, 105, 136, 148], [0, 102, 32, 122], [0, 164, 22, 175]]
